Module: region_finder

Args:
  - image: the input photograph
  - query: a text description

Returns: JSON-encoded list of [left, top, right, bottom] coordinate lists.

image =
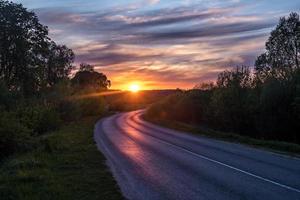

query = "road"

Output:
[[94, 110, 300, 200]]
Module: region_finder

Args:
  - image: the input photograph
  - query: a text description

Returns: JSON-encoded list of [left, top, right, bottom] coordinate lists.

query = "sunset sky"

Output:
[[13, 0, 300, 90]]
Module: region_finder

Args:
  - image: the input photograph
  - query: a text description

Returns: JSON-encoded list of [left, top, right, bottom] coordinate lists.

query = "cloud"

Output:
[[147, 0, 160, 5], [31, 2, 283, 89]]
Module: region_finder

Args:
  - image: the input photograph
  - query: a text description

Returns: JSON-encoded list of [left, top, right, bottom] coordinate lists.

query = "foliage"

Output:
[[255, 12, 300, 82], [0, 79, 110, 159], [144, 115, 300, 154], [210, 66, 257, 133], [72, 63, 111, 91], [0, 112, 33, 158], [78, 97, 107, 117], [79, 63, 94, 72], [0, 0, 74, 96], [0, 82, 21, 110], [147, 67, 300, 143], [146, 12, 300, 144], [0, 2, 120, 198], [16, 104, 62, 135], [44, 42, 75, 86], [0, 117, 123, 200], [56, 99, 82, 121]]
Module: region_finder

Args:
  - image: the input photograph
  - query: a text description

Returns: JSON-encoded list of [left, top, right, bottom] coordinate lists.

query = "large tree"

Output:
[[254, 12, 300, 140], [71, 63, 111, 91], [0, 0, 74, 95], [255, 12, 300, 81], [44, 41, 74, 86]]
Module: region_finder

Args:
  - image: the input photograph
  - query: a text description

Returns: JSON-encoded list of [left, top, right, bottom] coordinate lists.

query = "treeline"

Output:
[[0, 1, 110, 158], [146, 13, 300, 144]]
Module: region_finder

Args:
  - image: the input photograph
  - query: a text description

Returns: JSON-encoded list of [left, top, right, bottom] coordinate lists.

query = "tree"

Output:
[[254, 12, 300, 142], [45, 42, 74, 86], [146, 12, 300, 143], [211, 66, 256, 133], [193, 82, 215, 91], [0, 1, 74, 95], [217, 66, 252, 89], [255, 12, 300, 81], [79, 63, 94, 72], [71, 63, 111, 91]]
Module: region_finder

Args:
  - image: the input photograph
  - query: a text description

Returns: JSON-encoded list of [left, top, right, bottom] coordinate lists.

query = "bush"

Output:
[[0, 112, 33, 158], [146, 90, 212, 124], [146, 67, 300, 144], [78, 96, 107, 117], [146, 92, 188, 121], [56, 99, 82, 121], [0, 83, 21, 110], [16, 104, 62, 135], [35, 108, 62, 134]]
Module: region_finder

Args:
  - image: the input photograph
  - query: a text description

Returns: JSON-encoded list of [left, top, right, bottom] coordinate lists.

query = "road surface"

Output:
[[94, 110, 300, 200]]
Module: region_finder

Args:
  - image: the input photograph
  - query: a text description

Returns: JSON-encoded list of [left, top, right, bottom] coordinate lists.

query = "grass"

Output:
[[0, 116, 123, 200], [143, 115, 300, 156]]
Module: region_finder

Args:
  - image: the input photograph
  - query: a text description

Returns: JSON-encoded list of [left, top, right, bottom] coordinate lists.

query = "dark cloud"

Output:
[[35, 3, 275, 45], [125, 21, 274, 44], [31, 2, 281, 88], [77, 51, 163, 66]]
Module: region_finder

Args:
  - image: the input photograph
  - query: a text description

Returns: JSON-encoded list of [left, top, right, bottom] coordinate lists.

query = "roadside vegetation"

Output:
[[144, 116, 300, 155], [0, 116, 123, 200], [146, 13, 300, 150], [0, 1, 123, 199], [1, 0, 299, 197]]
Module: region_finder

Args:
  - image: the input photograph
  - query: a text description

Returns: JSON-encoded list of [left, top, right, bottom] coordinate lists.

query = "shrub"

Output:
[[146, 92, 184, 121], [0, 112, 33, 158], [16, 104, 62, 135], [0, 83, 21, 110], [56, 99, 82, 121], [146, 69, 300, 143], [146, 90, 211, 124], [78, 96, 107, 117], [35, 107, 62, 134]]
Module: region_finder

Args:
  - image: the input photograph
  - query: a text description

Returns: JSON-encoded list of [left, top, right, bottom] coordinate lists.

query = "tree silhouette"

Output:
[[72, 63, 111, 91], [79, 63, 94, 72], [255, 12, 300, 81], [0, 0, 74, 95], [45, 41, 75, 86], [147, 12, 300, 143]]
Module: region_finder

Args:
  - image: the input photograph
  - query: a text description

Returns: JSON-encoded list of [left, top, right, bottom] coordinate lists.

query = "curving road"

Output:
[[94, 110, 300, 200]]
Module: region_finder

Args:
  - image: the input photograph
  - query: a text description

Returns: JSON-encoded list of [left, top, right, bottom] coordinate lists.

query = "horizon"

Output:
[[13, 0, 300, 90], [1, 2, 300, 199]]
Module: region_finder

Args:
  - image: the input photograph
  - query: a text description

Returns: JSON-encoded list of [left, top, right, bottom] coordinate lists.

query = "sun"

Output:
[[129, 84, 140, 92]]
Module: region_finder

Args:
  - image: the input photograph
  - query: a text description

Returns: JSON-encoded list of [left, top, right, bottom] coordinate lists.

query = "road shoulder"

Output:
[[143, 115, 300, 157]]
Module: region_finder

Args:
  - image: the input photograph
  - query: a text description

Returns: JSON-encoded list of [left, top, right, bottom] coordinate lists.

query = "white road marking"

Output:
[[125, 114, 300, 194]]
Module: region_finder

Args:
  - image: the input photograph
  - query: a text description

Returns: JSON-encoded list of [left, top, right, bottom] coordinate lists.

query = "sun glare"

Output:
[[129, 84, 140, 92]]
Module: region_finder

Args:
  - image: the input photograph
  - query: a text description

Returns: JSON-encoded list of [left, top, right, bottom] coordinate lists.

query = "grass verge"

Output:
[[0, 116, 123, 200], [143, 115, 300, 156]]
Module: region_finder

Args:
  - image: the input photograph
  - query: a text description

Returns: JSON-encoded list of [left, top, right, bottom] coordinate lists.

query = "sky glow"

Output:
[[13, 0, 300, 89]]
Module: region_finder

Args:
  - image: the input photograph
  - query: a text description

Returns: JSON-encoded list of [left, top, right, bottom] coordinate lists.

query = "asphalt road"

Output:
[[94, 110, 300, 200]]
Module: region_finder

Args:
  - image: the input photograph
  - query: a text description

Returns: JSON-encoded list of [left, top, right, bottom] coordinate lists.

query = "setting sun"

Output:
[[129, 84, 140, 92]]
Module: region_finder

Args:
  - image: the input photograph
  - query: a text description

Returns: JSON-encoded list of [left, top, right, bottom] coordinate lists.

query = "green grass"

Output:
[[0, 117, 123, 200], [143, 115, 300, 156]]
